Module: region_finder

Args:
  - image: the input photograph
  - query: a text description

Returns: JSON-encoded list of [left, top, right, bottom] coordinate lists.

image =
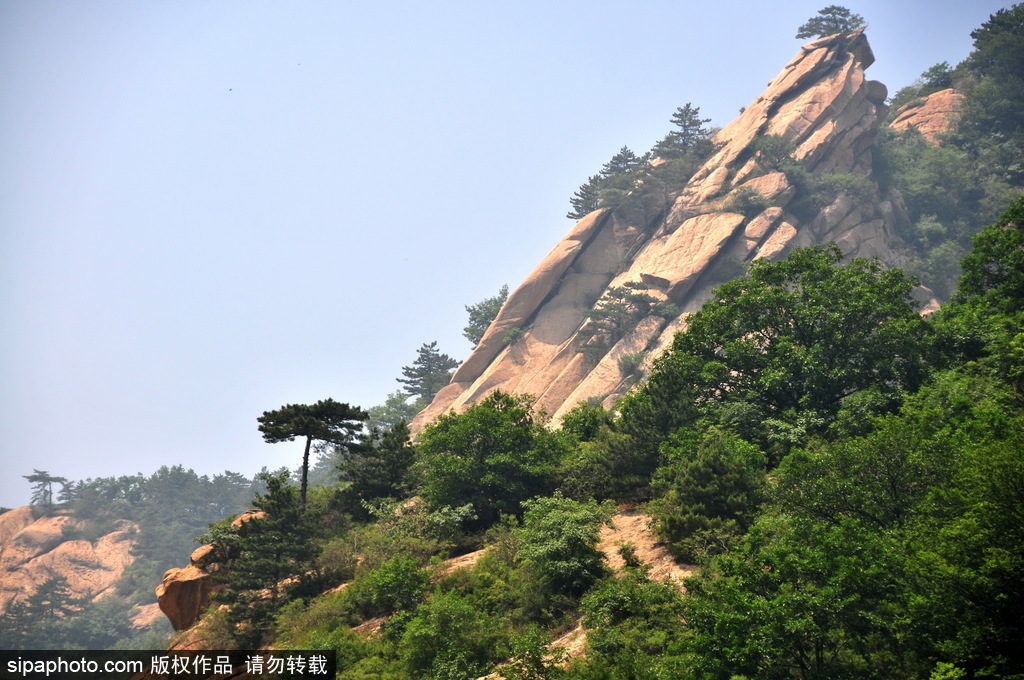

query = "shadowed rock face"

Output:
[[414, 30, 917, 429]]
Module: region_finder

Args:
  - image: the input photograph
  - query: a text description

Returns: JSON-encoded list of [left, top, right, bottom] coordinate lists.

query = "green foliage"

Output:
[[418, 392, 567, 528], [651, 428, 767, 562], [516, 494, 612, 598], [464, 284, 510, 346], [652, 103, 713, 160], [576, 569, 686, 674], [578, 282, 660, 363], [501, 625, 566, 680], [400, 590, 507, 679], [504, 326, 525, 345], [365, 391, 422, 432], [795, 5, 865, 39], [398, 341, 459, 404], [620, 244, 928, 463], [365, 553, 430, 615], [258, 398, 368, 505], [616, 351, 646, 376], [558, 402, 612, 444], [568, 106, 715, 222], [953, 195, 1024, 315], [23, 469, 67, 508], [751, 133, 797, 171], [337, 421, 416, 518], [725, 185, 770, 217], [211, 471, 317, 648]]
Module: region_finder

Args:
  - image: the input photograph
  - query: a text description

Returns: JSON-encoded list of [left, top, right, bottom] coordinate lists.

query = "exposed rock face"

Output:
[[0, 506, 135, 613], [414, 29, 913, 428], [155, 509, 266, 631], [890, 88, 962, 143]]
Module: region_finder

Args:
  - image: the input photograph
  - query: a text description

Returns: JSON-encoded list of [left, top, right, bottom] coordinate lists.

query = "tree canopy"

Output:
[[795, 5, 865, 39], [257, 398, 367, 506], [397, 341, 459, 404], [463, 284, 509, 346]]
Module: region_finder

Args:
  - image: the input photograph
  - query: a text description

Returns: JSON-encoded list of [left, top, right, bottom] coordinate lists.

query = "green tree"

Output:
[[418, 391, 567, 527], [365, 390, 421, 432], [952, 195, 1024, 316], [398, 341, 459, 404], [337, 420, 416, 517], [23, 470, 67, 508], [258, 399, 368, 506], [795, 5, 865, 39], [212, 472, 316, 648], [464, 284, 510, 346], [517, 493, 612, 598], [619, 244, 929, 461], [567, 174, 604, 220], [652, 428, 767, 562], [652, 103, 712, 159]]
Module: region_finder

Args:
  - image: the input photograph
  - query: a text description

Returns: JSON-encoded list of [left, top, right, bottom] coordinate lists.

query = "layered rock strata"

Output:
[[414, 29, 914, 428]]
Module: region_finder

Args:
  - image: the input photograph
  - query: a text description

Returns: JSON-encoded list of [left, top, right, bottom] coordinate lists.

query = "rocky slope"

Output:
[[414, 29, 928, 429], [0, 506, 135, 611], [890, 88, 963, 143]]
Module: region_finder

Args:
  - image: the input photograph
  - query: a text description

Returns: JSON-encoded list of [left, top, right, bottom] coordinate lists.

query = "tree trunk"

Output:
[[300, 435, 312, 507]]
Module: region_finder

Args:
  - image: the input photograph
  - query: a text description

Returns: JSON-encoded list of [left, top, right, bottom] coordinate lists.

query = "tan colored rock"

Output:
[[414, 30, 913, 430], [890, 88, 962, 143], [629, 212, 746, 300], [733, 172, 794, 206], [0, 509, 135, 613], [452, 208, 611, 386], [156, 564, 215, 631]]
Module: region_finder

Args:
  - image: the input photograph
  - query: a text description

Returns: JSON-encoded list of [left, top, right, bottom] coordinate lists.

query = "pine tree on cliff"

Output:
[[398, 341, 459, 403], [212, 472, 314, 648], [796, 5, 865, 39], [653, 103, 713, 159], [23, 470, 67, 508], [257, 399, 367, 506], [463, 284, 509, 346]]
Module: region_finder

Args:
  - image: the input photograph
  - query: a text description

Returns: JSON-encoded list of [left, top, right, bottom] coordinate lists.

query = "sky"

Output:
[[0, 0, 1011, 508]]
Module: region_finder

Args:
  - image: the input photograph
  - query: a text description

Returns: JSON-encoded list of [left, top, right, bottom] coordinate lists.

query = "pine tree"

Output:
[[601, 146, 642, 176], [463, 284, 509, 345], [795, 5, 865, 39], [567, 174, 604, 220], [23, 470, 67, 508], [257, 399, 367, 506], [653, 104, 712, 159], [212, 472, 315, 648], [397, 341, 459, 403]]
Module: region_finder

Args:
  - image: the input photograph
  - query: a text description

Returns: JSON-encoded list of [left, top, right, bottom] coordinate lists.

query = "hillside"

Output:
[[147, 11, 1024, 680]]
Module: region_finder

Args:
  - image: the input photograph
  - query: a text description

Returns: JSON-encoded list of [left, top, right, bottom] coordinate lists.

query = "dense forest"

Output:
[[0, 467, 264, 649], [2, 6, 1023, 679]]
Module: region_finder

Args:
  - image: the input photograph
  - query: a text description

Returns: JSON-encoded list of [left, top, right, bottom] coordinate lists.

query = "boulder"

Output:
[[890, 88, 962, 143]]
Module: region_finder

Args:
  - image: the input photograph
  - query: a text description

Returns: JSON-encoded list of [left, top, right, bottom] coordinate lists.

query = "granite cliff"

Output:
[[415, 29, 931, 429]]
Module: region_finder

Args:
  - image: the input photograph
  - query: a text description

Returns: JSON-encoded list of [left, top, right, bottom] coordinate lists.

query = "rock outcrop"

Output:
[[414, 29, 913, 428], [155, 509, 266, 631], [890, 88, 963, 143], [0, 506, 136, 612]]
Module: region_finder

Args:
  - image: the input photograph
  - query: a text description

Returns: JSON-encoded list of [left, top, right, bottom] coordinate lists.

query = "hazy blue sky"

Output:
[[0, 0, 1010, 508]]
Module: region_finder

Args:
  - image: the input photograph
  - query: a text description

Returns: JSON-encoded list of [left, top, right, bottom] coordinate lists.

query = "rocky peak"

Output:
[[414, 30, 914, 429]]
